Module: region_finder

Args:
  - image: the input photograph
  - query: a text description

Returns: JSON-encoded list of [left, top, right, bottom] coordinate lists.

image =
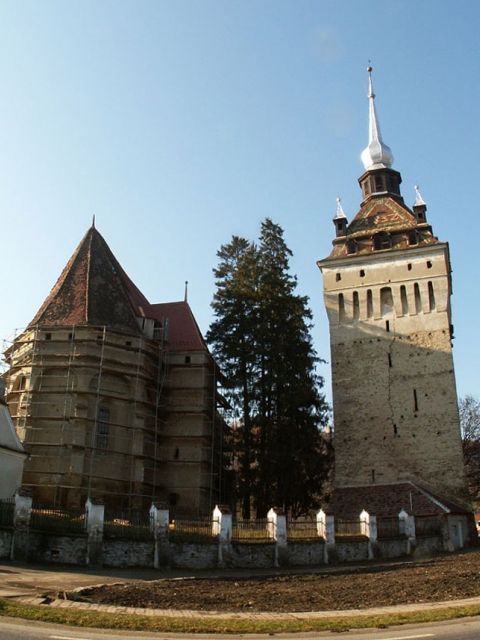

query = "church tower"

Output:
[[317, 68, 469, 511]]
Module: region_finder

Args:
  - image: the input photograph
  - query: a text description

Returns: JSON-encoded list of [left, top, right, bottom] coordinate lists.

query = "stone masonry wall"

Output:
[[321, 243, 467, 503]]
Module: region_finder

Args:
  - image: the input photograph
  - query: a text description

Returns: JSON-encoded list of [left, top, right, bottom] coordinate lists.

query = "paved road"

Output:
[[2, 617, 480, 640]]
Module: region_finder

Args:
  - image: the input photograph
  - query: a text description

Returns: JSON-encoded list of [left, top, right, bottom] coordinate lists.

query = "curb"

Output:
[[18, 594, 480, 621]]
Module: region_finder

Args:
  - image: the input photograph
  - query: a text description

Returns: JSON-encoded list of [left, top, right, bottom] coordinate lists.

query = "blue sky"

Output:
[[0, 0, 478, 404]]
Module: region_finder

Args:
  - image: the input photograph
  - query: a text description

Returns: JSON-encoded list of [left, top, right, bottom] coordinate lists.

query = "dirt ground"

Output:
[[66, 549, 480, 612]]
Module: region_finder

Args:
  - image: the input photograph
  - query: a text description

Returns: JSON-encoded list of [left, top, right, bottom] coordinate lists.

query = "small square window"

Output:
[[359, 270, 365, 277], [426, 261, 432, 269], [45, 333, 52, 341], [407, 263, 412, 271], [185, 356, 191, 364], [336, 273, 341, 282]]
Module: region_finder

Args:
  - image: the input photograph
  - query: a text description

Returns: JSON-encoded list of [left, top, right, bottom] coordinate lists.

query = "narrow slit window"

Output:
[[353, 291, 360, 321], [400, 285, 409, 315], [388, 353, 392, 368], [428, 281, 436, 311], [385, 320, 390, 332], [414, 283, 422, 313], [338, 293, 346, 323], [336, 273, 341, 282], [413, 389, 419, 412], [371, 469, 376, 483], [366, 289, 373, 318]]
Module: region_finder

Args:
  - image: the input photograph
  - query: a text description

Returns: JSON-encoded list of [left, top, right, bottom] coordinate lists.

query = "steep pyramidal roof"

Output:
[[29, 225, 149, 334]]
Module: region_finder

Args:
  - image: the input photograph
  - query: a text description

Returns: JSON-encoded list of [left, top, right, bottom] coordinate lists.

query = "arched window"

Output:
[[380, 287, 394, 317], [428, 281, 436, 312], [414, 283, 422, 314], [400, 285, 409, 315], [96, 405, 110, 451], [338, 293, 346, 323], [353, 291, 360, 321], [366, 289, 373, 319]]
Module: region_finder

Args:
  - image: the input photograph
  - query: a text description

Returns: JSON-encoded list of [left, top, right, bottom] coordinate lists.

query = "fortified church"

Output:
[[318, 68, 471, 534], [2, 224, 226, 517], [0, 68, 472, 536]]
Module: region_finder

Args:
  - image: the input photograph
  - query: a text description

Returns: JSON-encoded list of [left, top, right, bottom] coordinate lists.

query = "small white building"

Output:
[[0, 381, 27, 498]]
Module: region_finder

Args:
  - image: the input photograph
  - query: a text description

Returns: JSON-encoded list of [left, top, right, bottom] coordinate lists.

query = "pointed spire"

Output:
[[184, 280, 189, 302], [333, 197, 347, 220], [414, 184, 426, 207], [360, 66, 394, 171], [92, 214, 96, 228], [333, 197, 348, 238]]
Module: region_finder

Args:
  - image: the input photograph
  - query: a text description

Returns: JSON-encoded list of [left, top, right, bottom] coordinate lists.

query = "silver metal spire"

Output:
[[360, 66, 394, 171], [414, 185, 426, 206], [333, 197, 347, 220]]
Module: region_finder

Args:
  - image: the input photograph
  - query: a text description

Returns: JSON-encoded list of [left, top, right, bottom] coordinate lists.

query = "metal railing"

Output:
[[30, 505, 86, 536], [231, 518, 273, 543], [103, 511, 152, 541], [377, 516, 401, 539], [335, 518, 365, 538], [168, 517, 219, 543], [0, 498, 15, 529], [287, 517, 319, 541]]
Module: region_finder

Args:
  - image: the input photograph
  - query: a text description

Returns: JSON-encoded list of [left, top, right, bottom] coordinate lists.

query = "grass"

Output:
[[2, 598, 480, 634]]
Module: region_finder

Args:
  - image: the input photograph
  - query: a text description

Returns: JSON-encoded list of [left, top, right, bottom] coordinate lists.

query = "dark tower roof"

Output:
[[29, 225, 149, 334]]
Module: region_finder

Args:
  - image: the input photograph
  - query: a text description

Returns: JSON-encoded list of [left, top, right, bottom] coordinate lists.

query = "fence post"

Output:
[[317, 509, 335, 564], [398, 509, 416, 554], [85, 498, 104, 567], [360, 510, 378, 559], [150, 503, 170, 569], [10, 491, 32, 561], [267, 507, 287, 567], [213, 505, 232, 567]]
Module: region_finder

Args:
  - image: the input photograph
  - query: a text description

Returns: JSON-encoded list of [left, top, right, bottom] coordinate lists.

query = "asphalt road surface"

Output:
[[3, 617, 480, 640]]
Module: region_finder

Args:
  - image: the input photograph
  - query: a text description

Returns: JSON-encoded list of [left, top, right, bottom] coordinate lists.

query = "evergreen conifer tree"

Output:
[[207, 220, 331, 518]]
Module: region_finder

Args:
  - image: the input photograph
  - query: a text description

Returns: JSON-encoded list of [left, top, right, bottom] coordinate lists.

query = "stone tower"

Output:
[[317, 68, 468, 510]]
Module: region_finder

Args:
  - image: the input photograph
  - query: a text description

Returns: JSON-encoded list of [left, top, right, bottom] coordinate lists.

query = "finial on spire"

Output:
[[91, 214, 96, 229], [414, 185, 426, 207], [360, 65, 394, 171], [334, 197, 347, 220], [184, 280, 189, 302]]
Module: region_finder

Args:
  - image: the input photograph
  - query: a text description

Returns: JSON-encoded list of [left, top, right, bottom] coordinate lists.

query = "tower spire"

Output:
[[360, 66, 394, 171]]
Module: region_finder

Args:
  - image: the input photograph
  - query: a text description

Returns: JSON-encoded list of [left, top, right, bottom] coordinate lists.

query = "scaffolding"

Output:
[[3, 323, 169, 515]]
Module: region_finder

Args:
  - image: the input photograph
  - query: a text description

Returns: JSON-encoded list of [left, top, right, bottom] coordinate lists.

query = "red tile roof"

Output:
[[29, 226, 148, 334], [146, 301, 207, 352], [28, 225, 210, 355], [326, 482, 471, 517]]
